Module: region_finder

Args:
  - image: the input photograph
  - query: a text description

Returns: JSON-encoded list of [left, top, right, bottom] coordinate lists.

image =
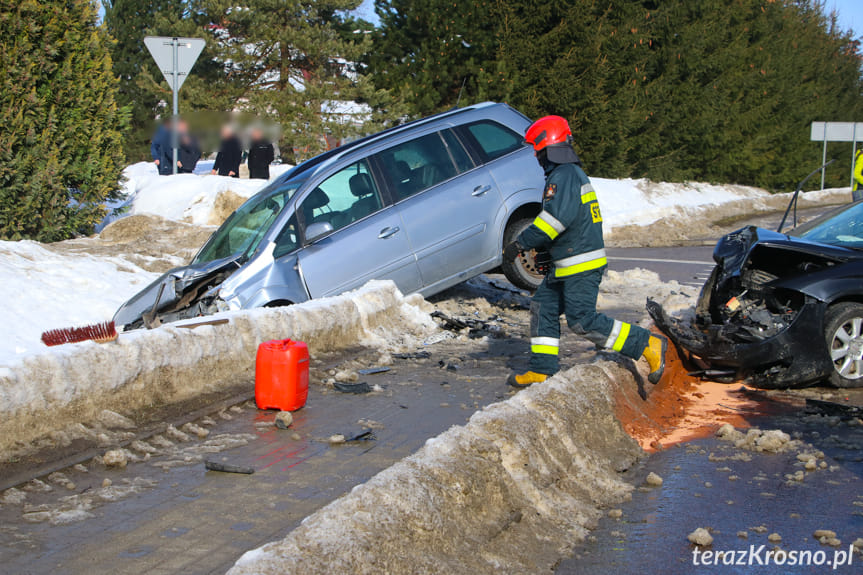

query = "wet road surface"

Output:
[[558, 400, 863, 574]]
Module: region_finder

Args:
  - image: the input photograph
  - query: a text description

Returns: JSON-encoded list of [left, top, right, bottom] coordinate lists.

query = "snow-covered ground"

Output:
[[103, 161, 293, 228], [0, 159, 852, 367], [0, 241, 159, 366], [593, 178, 764, 230]]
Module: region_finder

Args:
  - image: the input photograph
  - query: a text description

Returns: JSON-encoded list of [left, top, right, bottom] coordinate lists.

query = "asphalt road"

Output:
[[607, 246, 716, 289]]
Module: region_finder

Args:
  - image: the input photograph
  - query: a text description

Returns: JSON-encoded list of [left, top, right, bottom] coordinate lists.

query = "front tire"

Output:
[[824, 302, 863, 388], [502, 217, 544, 292]]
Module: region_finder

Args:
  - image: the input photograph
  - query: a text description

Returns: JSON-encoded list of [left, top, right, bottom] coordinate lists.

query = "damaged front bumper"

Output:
[[113, 255, 242, 330], [648, 298, 832, 388], [648, 226, 841, 389]]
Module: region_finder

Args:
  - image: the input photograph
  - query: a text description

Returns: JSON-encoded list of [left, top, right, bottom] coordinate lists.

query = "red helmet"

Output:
[[524, 115, 572, 152]]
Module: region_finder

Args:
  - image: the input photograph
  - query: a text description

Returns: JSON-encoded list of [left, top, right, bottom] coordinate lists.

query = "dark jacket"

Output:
[[247, 138, 275, 180], [214, 136, 243, 177], [518, 162, 606, 279], [178, 135, 201, 174], [150, 125, 174, 175]]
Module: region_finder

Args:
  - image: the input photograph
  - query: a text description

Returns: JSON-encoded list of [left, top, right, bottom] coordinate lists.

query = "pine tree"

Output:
[[0, 0, 127, 241], [103, 0, 233, 161], [496, 0, 653, 176], [102, 0, 182, 161], [370, 0, 507, 116], [198, 0, 402, 160], [372, 0, 863, 190], [628, 0, 863, 190]]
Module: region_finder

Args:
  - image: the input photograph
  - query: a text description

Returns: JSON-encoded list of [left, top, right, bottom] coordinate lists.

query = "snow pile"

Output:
[[598, 180, 850, 247], [0, 240, 160, 365], [0, 281, 436, 458], [592, 178, 767, 230], [228, 361, 641, 575], [598, 268, 699, 318], [112, 161, 293, 227]]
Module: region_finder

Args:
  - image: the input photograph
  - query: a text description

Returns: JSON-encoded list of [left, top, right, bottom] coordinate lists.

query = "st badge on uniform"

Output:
[[544, 183, 557, 200]]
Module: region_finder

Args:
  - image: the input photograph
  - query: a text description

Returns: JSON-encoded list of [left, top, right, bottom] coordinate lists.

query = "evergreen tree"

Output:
[[495, 0, 653, 176], [372, 0, 863, 190], [0, 0, 127, 241], [103, 0, 233, 161], [370, 0, 506, 116], [629, 0, 863, 190], [199, 0, 402, 160]]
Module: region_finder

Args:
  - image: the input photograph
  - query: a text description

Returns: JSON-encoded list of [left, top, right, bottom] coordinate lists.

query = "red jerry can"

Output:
[[255, 339, 309, 412]]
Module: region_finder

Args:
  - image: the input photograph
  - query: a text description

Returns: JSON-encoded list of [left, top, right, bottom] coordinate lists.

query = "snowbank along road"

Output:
[[0, 163, 857, 573]]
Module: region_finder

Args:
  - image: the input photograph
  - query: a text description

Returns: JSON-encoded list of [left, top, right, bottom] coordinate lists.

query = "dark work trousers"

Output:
[[528, 268, 651, 375]]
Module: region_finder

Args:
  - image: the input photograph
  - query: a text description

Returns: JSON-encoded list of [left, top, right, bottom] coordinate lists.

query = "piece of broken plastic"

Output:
[[333, 381, 372, 394]]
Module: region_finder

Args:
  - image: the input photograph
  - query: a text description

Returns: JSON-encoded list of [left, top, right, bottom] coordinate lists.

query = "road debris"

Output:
[[358, 367, 390, 376], [204, 460, 255, 474], [687, 527, 713, 546], [392, 351, 431, 360], [274, 411, 293, 429], [333, 381, 372, 394], [645, 472, 663, 487]]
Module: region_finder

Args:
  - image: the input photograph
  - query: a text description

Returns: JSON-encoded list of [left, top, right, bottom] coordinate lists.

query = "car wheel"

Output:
[[824, 302, 863, 388], [502, 217, 544, 292]]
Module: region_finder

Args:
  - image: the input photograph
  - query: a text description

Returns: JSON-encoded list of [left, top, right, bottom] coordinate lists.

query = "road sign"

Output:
[[144, 37, 205, 91], [810, 122, 863, 190], [144, 37, 206, 174]]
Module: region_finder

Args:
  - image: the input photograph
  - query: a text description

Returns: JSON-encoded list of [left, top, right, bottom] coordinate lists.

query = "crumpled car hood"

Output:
[[113, 254, 241, 328], [713, 226, 855, 285]]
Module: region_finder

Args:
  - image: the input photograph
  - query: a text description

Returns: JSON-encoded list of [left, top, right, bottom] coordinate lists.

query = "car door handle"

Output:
[[472, 185, 492, 197], [378, 226, 400, 239]]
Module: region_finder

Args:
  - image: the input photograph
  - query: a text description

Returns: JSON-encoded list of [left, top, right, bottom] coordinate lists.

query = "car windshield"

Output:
[[793, 201, 863, 249], [193, 180, 303, 264]]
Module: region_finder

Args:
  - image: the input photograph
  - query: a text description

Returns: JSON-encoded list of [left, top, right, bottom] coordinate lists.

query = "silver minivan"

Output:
[[115, 102, 546, 329]]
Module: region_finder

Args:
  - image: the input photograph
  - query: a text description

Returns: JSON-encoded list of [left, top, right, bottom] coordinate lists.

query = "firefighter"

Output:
[[854, 146, 863, 202], [504, 115, 667, 388]]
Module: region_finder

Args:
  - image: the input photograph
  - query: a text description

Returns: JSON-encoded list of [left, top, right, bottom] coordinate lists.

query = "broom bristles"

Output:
[[41, 321, 118, 346]]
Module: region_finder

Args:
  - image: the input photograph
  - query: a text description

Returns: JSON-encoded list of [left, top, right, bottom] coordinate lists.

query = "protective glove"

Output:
[[534, 249, 552, 275], [503, 240, 524, 263]]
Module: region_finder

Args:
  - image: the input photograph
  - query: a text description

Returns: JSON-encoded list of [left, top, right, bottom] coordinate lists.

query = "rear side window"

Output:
[[462, 120, 524, 162], [441, 129, 474, 173], [377, 132, 460, 201]]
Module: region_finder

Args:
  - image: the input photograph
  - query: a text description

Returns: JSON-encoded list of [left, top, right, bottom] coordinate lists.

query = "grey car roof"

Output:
[[280, 101, 513, 183]]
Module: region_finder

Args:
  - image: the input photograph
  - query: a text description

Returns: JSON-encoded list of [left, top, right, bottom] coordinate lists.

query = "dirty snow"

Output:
[[227, 361, 642, 575], [0, 240, 159, 365], [593, 178, 765, 230], [109, 161, 293, 227], [0, 281, 436, 459]]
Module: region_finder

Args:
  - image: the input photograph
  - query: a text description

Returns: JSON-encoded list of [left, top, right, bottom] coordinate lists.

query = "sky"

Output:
[[831, 0, 863, 37], [356, 0, 862, 36]]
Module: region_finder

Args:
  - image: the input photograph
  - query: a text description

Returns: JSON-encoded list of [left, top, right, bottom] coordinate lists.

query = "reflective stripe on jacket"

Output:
[[854, 149, 863, 192], [517, 162, 605, 278]]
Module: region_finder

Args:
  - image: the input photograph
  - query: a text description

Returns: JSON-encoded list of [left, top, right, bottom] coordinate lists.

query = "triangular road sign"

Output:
[[144, 36, 206, 90]]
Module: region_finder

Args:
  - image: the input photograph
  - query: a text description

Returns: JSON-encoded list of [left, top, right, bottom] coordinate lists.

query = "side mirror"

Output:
[[305, 221, 334, 243]]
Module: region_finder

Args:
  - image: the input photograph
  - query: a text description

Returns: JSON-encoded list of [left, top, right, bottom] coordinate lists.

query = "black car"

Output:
[[649, 200, 863, 389]]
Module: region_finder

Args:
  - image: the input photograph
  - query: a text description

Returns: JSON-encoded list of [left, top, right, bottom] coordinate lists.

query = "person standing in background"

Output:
[[853, 146, 863, 202], [211, 125, 242, 177], [177, 120, 201, 174], [247, 127, 275, 180], [150, 119, 173, 175]]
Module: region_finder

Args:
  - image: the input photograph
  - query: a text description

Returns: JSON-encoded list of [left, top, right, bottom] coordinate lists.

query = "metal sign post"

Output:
[[810, 122, 863, 190], [144, 37, 206, 174]]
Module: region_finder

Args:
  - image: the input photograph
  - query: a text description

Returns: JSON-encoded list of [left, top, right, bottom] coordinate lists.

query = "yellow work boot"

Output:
[[642, 335, 668, 385], [506, 371, 548, 388]]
